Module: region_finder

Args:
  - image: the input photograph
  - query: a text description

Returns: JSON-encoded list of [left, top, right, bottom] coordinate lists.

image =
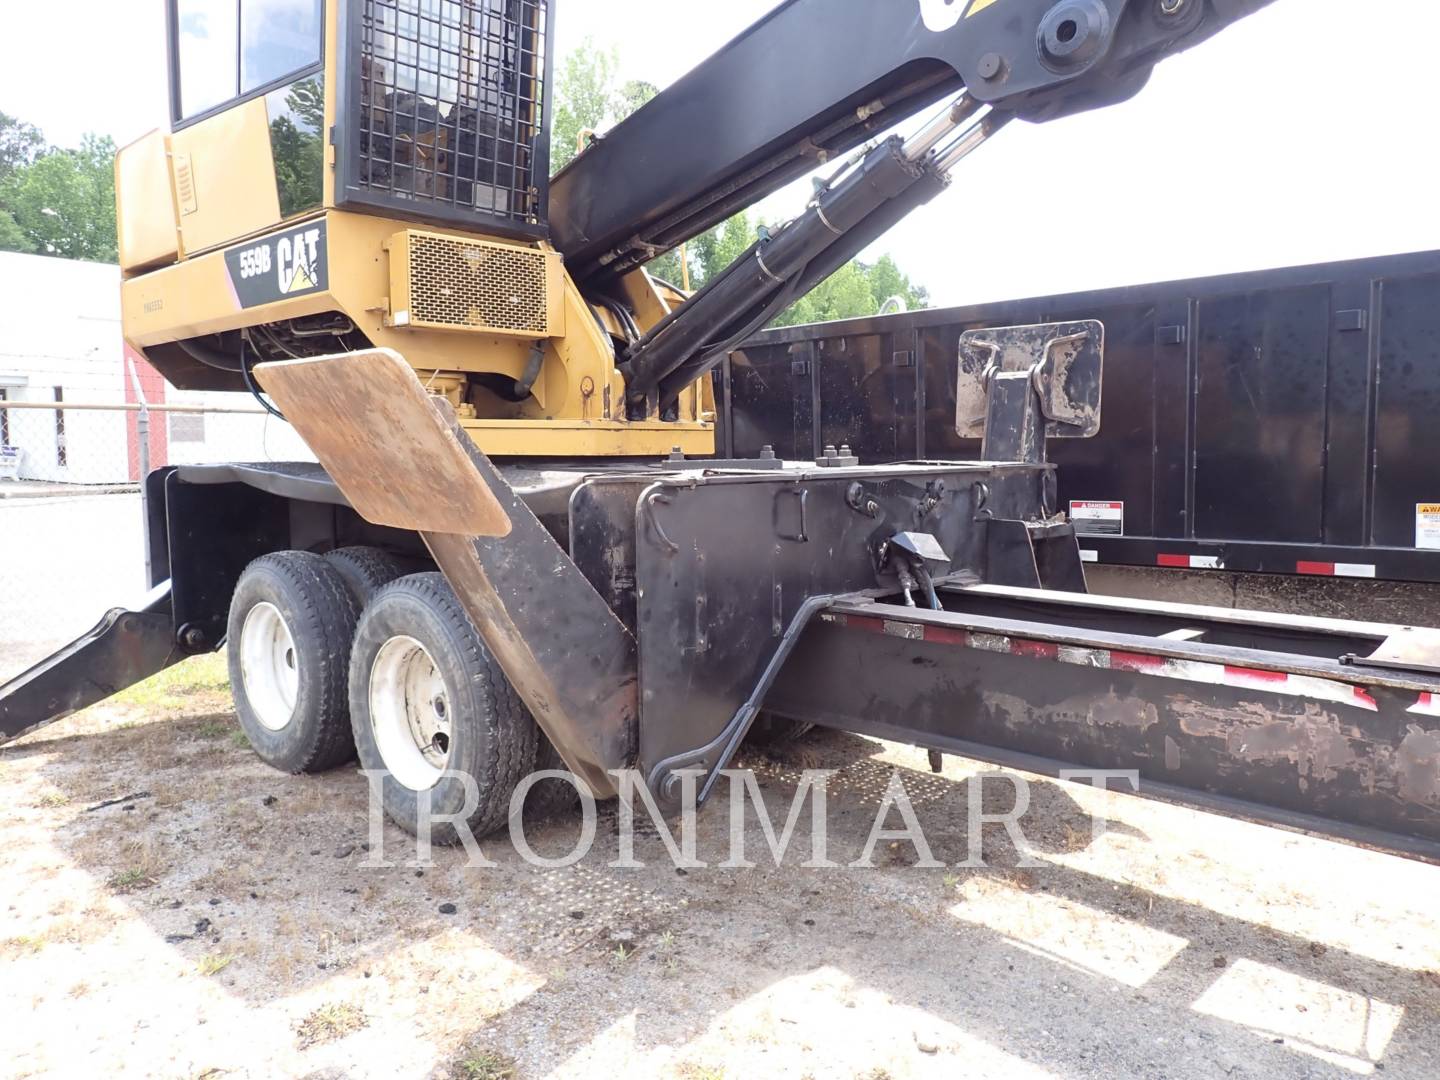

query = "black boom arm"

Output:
[[551, 0, 1271, 289], [551, 0, 1272, 412]]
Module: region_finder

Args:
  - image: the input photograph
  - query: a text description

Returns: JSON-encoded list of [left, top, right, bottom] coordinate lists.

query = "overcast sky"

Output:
[[1, 0, 1435, 306]]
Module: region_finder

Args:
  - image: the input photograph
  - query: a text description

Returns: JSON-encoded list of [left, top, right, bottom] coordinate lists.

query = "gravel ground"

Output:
[[2, 655, 1439, 1079]]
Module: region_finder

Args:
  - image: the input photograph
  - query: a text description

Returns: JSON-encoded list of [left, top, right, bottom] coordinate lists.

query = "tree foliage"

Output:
[[270, 79, 325, 217], [0, 121, 118, 263], [0, 113, 45, 185], [550, 39, 624, 174], [548, 41, 930, 326]]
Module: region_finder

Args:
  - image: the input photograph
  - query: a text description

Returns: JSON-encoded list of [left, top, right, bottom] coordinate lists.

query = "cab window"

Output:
[[174, 0, 322, 121], [243, 0, 323, 93]]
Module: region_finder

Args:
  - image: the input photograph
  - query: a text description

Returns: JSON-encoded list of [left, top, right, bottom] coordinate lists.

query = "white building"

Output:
[[0, 251, 311, 484]]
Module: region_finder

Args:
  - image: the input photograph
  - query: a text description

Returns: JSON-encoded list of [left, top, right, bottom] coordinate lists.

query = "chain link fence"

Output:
[[0, 398, 314, 683]]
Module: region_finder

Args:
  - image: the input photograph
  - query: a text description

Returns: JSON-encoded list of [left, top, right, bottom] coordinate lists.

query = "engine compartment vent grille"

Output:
[[388, 230, 562, 339]]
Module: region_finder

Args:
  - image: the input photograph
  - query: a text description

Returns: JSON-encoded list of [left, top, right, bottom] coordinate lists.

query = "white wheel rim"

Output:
[[239, 602, 299, 732], [369, 635, 452, 791]]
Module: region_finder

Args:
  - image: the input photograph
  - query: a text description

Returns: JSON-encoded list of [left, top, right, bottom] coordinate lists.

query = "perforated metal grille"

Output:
[[408, 233, 550, 334], [357, 0, 548, 226]]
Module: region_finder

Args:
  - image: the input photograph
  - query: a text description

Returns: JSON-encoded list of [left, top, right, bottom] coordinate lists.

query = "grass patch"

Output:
[[230, 730, 251, 749], [448, 1051, 516, 1080], [113, 653, 231, 711], [296, 1002, 368, 1049], [36, 792, 70, 808], [3, 934, 46, 954], [194, 719, 233, 739], [196, 953, 234, 977], [106, 868, 155, 893]]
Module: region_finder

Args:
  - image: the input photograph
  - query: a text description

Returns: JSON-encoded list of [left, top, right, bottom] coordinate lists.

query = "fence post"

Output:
[[136, 399, 151, 481]]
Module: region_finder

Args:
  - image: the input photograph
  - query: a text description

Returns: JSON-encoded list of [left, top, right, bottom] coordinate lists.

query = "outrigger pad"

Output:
[[255, 349, 512, 537], [956, 320, 1104, 440]]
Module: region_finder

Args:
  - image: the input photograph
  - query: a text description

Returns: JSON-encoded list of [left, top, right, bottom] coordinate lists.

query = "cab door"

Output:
[[166, 0, 327, 258]]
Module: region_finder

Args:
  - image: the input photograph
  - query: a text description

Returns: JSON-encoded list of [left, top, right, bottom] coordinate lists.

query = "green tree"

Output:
[[270, 79, 325, 217], [0, 113, 45, 184], [865, 254, 929, 314], [550, 39, 622, 174], [1, 133, 117, 261], [0, 209, 34, 253]]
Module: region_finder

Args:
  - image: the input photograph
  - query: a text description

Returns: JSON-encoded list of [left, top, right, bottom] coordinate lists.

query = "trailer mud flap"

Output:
[[0, 584, 184, 744], [255, 349, 639, 799]]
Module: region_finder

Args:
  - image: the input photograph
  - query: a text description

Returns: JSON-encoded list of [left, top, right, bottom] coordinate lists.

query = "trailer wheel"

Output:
[[324, 546, 408, 606], [228, 552, 360, 774], [349, 573, 539, 842], [746, 713, 814, 747]]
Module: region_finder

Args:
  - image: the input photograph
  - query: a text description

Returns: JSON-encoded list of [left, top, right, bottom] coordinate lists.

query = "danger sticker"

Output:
[[1070, 500, 1124, 537], [1419, 504, 1440, 550]]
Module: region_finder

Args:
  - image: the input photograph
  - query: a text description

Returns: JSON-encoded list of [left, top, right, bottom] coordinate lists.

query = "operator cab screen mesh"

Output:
[[358, 0, 548, 226]]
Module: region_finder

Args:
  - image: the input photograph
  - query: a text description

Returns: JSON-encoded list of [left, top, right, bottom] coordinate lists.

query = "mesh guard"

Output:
[[387, 229, 563, 338]]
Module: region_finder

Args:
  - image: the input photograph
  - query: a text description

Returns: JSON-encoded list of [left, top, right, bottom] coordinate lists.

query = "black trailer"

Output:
[[718, 248, 1440, 590]]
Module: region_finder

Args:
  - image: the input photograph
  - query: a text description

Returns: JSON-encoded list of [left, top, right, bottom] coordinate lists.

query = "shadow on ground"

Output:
[[7, 692, 1440, 1077]]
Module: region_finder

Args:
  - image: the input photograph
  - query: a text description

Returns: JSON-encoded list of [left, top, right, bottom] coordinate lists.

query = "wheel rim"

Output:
[[369, 635, 452, 791], [239, 602, 299, 732]]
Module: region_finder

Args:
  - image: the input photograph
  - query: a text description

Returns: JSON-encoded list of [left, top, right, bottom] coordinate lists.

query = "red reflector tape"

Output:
[[1224, 665, 1288, 685], [1297, 561, 1377, 578], [1011, 639, 1060, 660], [1412, 692, 1440, 717], [834, 611, 1379, 711], [923, 624, 970, 647], [1157, 554, 1222, 570]]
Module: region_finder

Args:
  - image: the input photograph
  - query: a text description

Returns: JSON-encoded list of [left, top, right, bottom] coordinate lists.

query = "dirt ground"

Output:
[[3, 655, 1439, 1080]]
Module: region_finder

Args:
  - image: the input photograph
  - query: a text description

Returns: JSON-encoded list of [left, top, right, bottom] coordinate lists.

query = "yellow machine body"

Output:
[[114, 0, 714, 457]]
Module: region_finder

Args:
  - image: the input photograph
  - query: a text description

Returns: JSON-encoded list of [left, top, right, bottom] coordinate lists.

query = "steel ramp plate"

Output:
[[254, 349, 512, 537]]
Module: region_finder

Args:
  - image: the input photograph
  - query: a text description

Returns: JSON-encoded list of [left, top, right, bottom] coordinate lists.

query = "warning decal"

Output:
[[1070, 500, 1124, 537], [1419, 504, 1440, 550]]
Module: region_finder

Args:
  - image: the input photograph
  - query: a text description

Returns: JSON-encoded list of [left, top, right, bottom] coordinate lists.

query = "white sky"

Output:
[[1, 0, 1435, 306]]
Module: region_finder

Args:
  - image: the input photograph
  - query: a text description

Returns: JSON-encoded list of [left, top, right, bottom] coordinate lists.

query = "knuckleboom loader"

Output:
[[6, 0, 1440, 862]]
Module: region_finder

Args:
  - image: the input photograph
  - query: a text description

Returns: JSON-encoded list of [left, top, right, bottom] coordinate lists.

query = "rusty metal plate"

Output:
[[254, 348, 512, 537], [956, 320, 1104, 439]]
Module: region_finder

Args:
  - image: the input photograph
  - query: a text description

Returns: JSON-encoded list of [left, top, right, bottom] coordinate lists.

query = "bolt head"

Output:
[[977, 53, 1005, 80]]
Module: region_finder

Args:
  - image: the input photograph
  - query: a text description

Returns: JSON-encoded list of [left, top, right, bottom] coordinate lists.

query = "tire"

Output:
[[349, 573, 539, 843], [228, 551, 360, 774], [324, 546, 408, 606], [745, 713, 815, 747], [520, 735, 583, 822]]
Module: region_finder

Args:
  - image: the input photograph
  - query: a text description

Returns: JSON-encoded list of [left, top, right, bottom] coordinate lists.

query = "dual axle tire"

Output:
[[348, 574, 541, 843], [228, 551, 360, 774], [324, 546, 410, 606]]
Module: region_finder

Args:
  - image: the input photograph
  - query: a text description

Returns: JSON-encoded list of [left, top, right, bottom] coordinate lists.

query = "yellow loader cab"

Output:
[[115, 0, 715, 457]]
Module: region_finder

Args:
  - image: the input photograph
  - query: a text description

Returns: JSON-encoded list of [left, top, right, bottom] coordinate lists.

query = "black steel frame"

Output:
[[333, 0, 553, 239]]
